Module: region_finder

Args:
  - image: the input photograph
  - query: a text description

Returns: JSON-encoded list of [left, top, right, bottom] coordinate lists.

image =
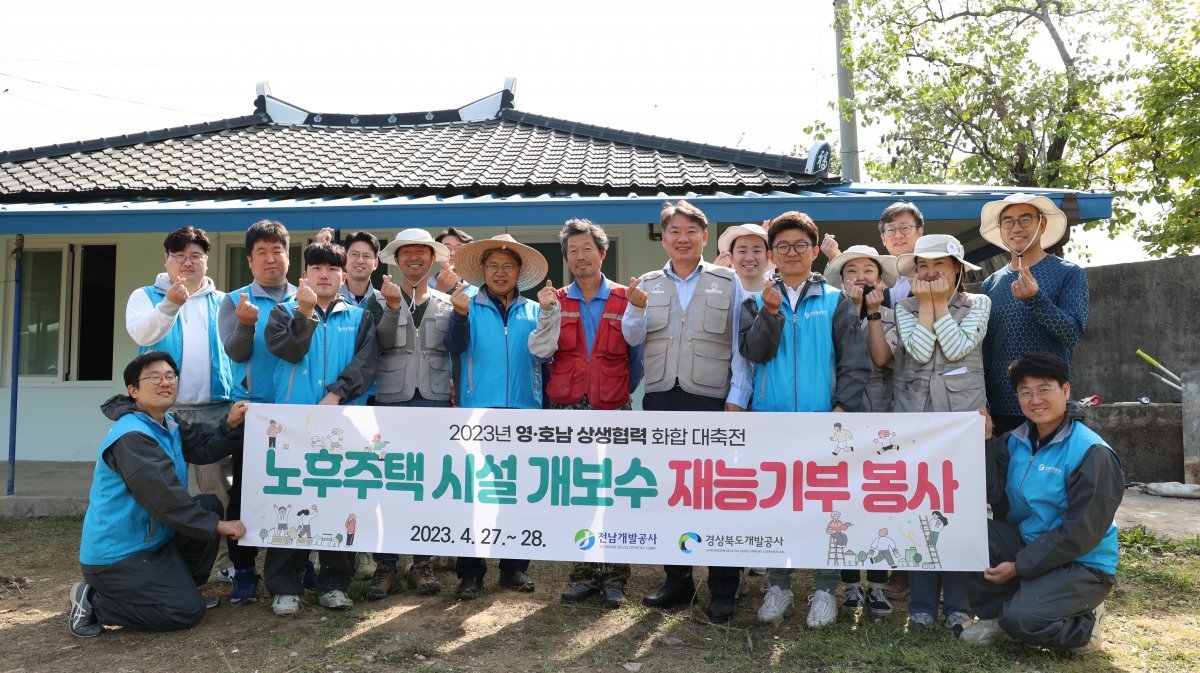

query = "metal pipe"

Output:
[[7, 234, 23, 495], [833, 0, 861, 182]]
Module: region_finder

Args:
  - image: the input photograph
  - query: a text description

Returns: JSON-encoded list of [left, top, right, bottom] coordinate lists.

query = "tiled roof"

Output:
[[0, 92, 840, 201]]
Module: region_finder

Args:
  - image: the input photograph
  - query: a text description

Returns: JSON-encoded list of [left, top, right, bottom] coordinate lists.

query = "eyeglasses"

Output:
[[881, 225, 918, 238], [169, 253, 207, 264], [348, 251, 377, 261], [485, 263, 518, 274], [1016, 384, 1059, 401], [772, 241, 813, 255], [999, 214, 1041, 230], [140, 372, 179, 385]]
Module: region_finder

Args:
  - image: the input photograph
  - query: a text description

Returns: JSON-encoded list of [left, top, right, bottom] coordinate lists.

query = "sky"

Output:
[[0, 0, 1166, 266]]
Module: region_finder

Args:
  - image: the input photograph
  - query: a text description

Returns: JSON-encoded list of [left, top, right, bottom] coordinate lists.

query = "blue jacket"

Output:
[[80, 412, 186, 565], [271, 300, 369, 406], [1005, 419, 1121, 575], [139, 285, 234, 402], [749, 284, 842, 412], [228, 283, 295, 403], [447, 286, 545, 409]]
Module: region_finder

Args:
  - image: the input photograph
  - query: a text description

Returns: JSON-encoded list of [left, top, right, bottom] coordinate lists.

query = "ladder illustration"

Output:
[[919, 515, 942, 569], [827, 534, 846, 566]]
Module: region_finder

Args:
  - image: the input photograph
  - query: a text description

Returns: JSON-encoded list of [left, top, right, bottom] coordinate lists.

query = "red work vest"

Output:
[[546, 285, 631, 409]]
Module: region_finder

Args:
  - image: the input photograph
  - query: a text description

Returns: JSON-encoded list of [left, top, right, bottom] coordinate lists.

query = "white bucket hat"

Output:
[[897, 234, 982, 277], [453, 234, 549, 292], [979, 193, 1068, 251], [717, 223, 769, 253], [379, 229, 450, 266], [825, 245, 899, 290]]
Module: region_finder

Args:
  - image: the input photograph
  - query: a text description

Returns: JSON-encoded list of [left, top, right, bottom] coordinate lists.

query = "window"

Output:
[[14, 244, 116, 381]]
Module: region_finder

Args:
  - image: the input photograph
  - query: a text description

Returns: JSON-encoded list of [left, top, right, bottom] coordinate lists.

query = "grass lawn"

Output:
[[1, 517, 1197, 672]]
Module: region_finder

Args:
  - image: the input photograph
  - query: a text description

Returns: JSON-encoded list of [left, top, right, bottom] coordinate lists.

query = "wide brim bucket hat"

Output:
[[379, 229, 450, 266], [825, 245, 900, 290], [717, 223, 769, 253], [897, 234, 982, 277], [452, 234, 549, 292], [979, 193, 1068, 251]]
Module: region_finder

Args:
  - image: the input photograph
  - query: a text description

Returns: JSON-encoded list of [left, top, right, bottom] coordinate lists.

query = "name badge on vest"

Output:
[[703, 281, 724, 295], [651, 282, 666, 294]]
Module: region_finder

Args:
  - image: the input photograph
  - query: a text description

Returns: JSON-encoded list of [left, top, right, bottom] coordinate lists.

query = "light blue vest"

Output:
[[80, 412, 187, 565], [1005, 420, 1121, 575], [272, 300, 367, 406], [750, 282, 841, 412], [229, 283, 295, 403], [139, 286, 234, 402], [458, 288, 543, 409]]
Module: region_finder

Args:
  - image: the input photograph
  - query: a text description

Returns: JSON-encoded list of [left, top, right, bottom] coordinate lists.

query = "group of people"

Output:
[[69, 195, 1120, 655]]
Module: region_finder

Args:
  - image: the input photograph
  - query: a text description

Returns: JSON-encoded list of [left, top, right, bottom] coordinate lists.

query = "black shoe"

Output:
[[604, 585, 626, 609], [499, 570, 535, 592], [455, 576, 483, 600], [707, 594, 735, 624], [642, 581, 694, 609], [67, 582, 103, 638], [204, 595, 221, 610], [561, 583, 599, 603]]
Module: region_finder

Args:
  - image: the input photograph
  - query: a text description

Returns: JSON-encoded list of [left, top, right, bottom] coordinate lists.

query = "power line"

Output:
[[1, 88, 124, 129], [0, 70, 220, 117]]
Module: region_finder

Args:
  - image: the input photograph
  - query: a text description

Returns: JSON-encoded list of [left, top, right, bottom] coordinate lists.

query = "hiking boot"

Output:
[[354, 553, 376, 580], [706, 593, 735, 624], [318, 589, 353, 610], [882, 572, 909, 599], [960, 618, 1010, 645], [561, 583, 599, 603], [866, 584, 893, 616], [841, 584, 865, 613], [271, 594, 301, 616], [1071, 602, 1105, 654], [642, 580, 694, 609], [909, 613, 935, 629], [498, 570, 535, 592], [945, 611, 973, 633], [603, 585, 626, 609], [365, 566, 401, 601], [230, 568, 259, 604], [67, 582, 103, 638], [216, 567, 235, 584], [455, 576, 483, 600], [757, 585, 794, 624], [405, 560, 442, 595], [806, 589, 837, 628]]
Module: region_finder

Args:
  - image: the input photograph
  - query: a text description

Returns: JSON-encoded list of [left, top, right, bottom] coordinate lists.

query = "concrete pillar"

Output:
[[1184, 371, 1200, 484]]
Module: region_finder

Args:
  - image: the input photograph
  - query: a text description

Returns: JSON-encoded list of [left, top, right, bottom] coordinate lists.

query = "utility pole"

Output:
[[833, 0, 861, 181]]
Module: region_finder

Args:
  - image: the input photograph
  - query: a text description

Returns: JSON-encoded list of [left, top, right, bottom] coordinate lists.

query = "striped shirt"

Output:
[[895, 293, 992, 363]]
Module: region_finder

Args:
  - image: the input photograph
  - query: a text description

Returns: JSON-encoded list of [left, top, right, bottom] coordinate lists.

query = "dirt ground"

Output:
[[3, 517, 1199, 673]]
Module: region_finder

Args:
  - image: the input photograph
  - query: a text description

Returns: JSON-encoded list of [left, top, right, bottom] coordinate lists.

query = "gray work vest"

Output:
[[891, 293, 987, 412], [641, 265, 737, 399], [860, 306, 896, 413], [376, 291, 454, 403]]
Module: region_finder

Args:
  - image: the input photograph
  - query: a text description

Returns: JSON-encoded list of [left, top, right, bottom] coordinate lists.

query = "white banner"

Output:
[[242, 404, 988, 571]]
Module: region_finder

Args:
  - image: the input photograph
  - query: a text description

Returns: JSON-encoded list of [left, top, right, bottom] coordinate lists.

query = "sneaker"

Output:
[[216, 567, 235, 584], [866, 585, 893, 616], [318, 589, 354, 610], [806, 589, 837, 628], [364, 566, 401, 601], [271, 594, 301, 616], [945, 611, 973, 633], [204, 595, 221, 609], [405, 560, 442, 595], [757, 585, 794, 624], [909, 613, 935, 629], [603, 585, 626, 609], [354, 553, 376, 580], [841, 584, 865, 613], [748, 567, 767, 576], [960, 618, 1010, 645], [230, 568, 259, 604], [882, 572, 909, 599], [498, 570, 535, 592], [561, 583, 599, 603], [67, 582, 103, 638], [1071, 602, 1105, 654]]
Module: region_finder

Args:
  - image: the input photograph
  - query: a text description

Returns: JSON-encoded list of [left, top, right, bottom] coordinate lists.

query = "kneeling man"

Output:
[[70, 352, 247, 637], [964, 352, 1123, 653]]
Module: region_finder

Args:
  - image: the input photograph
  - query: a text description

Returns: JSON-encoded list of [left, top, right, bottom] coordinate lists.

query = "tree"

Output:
[[841, 0, 1197, 254]]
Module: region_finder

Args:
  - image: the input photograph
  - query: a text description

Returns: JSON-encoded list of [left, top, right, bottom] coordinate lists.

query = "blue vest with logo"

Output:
[[272, 300, 368, 406], [1005, 420, 1121, 575], [229, 283, 296, 403], [459, 288, 543, 409], [139, 286, 234, 402], [80, 412, 187, 565], [750, 282, 841, 412]]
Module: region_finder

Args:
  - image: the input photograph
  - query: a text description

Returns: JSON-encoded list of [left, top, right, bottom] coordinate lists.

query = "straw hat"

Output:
[[378, 229, 450, 266], [825, 245, 899, 290], [717, 223, 769, 253], [897, 234, 982, 277], [453, 234, 548, 291], [979, 193, 1068, 250]]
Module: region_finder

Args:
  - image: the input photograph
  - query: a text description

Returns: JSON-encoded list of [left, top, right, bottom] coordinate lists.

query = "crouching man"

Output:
[[70, 352, 247, 637], [964, 352, 1123, 653]]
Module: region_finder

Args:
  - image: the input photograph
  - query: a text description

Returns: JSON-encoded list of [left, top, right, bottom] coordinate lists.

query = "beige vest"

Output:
[[891, 293, 986, 412], [376, 290, 454, 403], [641, 264, 736, 399], [860, 306, 896, 413]]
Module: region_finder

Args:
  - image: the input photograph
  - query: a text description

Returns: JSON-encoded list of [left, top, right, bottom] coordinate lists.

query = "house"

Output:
[[0, 80, 1113, 462]]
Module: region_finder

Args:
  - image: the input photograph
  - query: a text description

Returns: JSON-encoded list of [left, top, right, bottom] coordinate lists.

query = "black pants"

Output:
[[644, 386, 739, 599], [456, 557, 529, 580], [226, 447, 260, 571], [81, 495, 222, 632], [374, 396, 447, 571], [264, 549, 353, 595], [965, 519, 1112, 649]]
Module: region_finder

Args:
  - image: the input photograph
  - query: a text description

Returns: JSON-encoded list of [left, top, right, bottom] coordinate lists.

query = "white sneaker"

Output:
[[960, 618, 1009, 645], [318, 589, 354, 610], [1072, 602, 1105, 654], [806, 589, 837, 628], [945, 611, 973, 633], [216, 567, 235, 584], [271, 594, 301, 616], [354, 553, 376, 580], [909, 613, 935, 629], [757, 585, 794, 623]]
